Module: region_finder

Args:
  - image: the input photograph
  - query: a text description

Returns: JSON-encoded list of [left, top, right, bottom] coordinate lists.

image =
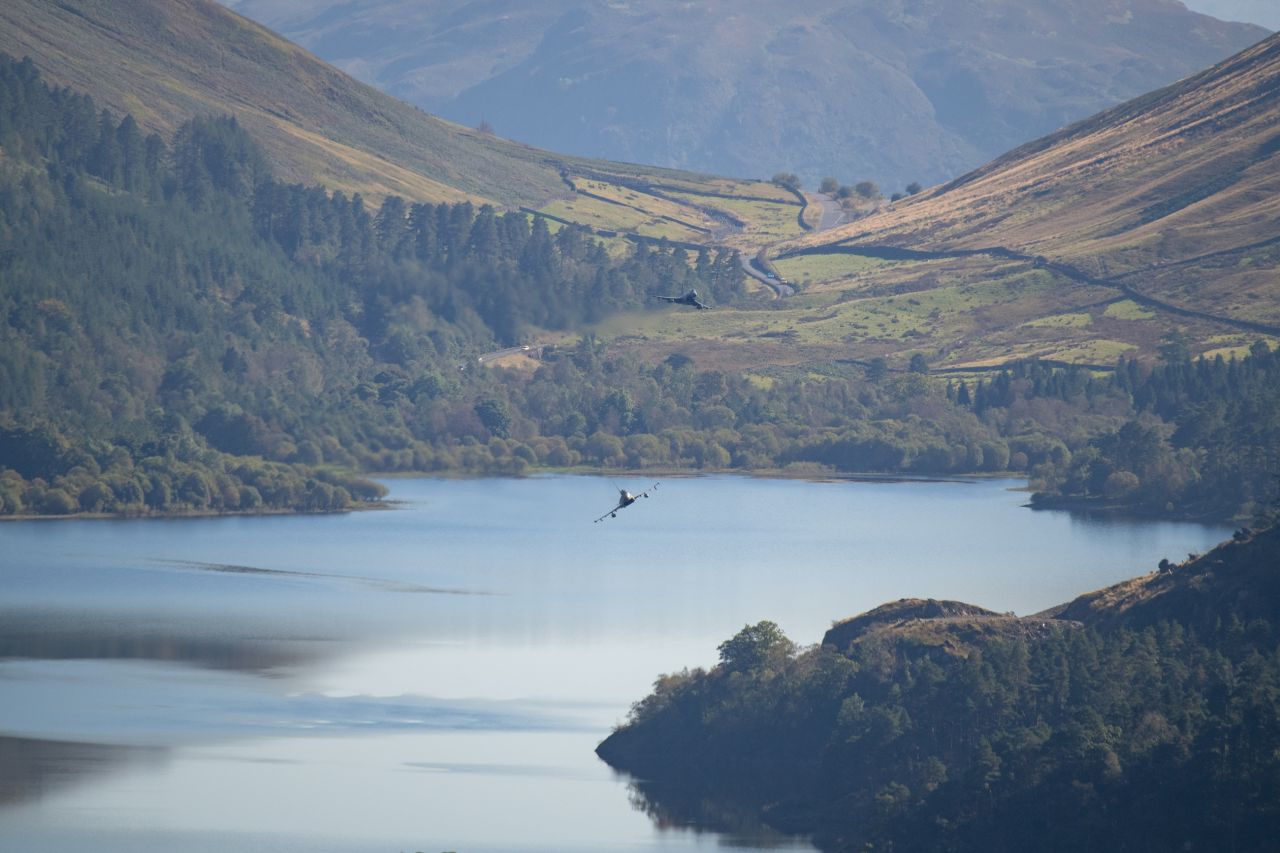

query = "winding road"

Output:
[[738, 191, 847, 298], [808, 192, 847, 231], [738, 253, 795, 297]]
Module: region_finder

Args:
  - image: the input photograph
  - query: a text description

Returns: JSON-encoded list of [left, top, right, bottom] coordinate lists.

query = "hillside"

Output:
[[0, 55, 751, 516], [0, 0, 557, 205], [585, 31, 1280, 377], [8, 0, 1274, 377], [598, 525, 1280, 851], [782, 31, 1280, 341], [0, 0, 797, 233], [1046, 525, 1280, 631], [230, 0, 1266, 190]]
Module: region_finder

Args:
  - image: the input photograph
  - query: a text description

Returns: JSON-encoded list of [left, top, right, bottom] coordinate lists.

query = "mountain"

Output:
[[226, 0, 1266, 190], [583, 30, 1279, 381]]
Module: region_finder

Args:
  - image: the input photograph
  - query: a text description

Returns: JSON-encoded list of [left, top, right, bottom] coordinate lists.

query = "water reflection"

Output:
[[0, 658, 585, 742], [0, 612, 320, 672], [155, 558, 491, 595], [0, 735, 164, 806], [621, 772, 813, 850]]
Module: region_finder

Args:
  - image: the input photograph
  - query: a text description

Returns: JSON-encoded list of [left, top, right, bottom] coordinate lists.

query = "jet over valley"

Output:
[[652, 289, 710, 309]]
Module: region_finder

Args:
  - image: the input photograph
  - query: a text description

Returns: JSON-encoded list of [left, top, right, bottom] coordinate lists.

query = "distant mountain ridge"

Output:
[[229, 0, 1267, 189]]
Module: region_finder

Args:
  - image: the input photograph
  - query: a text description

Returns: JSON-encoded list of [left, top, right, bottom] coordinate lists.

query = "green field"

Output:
[[774, 252, 894, 285], [1042, 339, 1138, 363], [539, 196, 708, 242], [666, 191, 806, 243], [1023, 312, 1093, 328], [640, 176, 799, 203], [1103, 299, 1158, 320], [568, 178, 718, 231]]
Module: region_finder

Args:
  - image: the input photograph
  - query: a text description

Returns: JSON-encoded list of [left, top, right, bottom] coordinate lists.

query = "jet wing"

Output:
[[594, 501, 624, 523]]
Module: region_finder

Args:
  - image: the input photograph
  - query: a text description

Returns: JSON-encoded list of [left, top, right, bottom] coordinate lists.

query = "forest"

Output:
[[598, 527, 1280, 852], [0, 54, 738, 514], [0, 53, 1277, 522]]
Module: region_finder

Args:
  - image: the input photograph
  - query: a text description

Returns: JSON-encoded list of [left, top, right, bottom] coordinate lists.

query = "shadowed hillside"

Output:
[[599, 526, 1280, 851]]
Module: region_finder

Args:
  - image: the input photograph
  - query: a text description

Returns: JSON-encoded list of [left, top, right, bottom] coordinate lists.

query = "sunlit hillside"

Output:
[[0, 0, 796, 232], [595, 32, 1280, 375]]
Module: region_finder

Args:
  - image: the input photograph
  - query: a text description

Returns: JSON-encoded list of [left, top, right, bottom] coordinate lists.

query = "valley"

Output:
[[2, 2, 1280, 850]]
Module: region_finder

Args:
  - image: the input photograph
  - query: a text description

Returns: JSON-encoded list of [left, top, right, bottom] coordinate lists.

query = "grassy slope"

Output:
[[590, 32, 1280, 376], [0, 0, 793, 223], [782, 32, 1280, 331], [0, 0, 561, 204]]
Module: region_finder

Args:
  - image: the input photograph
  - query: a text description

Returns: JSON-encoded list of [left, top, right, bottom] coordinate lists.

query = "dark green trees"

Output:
[[600, 531, 1280, 852], [717, 621, 795, 673]]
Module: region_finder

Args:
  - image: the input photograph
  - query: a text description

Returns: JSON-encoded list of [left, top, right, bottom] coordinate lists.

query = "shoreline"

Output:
[[0, 500, 392, 523], [0, 467, 1016, 522], [6, 467, 1244, 525]]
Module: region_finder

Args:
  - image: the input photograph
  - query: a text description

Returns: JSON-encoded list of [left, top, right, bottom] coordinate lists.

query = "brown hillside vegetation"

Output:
[[0, 0, 797, 241], [819, 526, 1278, 661], [0, 0, 535, 203], [1045, 525, 1280, 632], [786, 32, 1280, 332], [594, 34, 1280, 376], [823, 599, 1008, 653]]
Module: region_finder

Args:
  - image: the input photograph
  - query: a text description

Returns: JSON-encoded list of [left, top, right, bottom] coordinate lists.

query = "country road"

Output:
[[738, 253, 794, 297], [740, 191, 844, 297], [808, 192, 847, 231]]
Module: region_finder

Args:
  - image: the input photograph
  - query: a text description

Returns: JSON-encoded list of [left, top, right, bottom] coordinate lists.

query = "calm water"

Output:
[[0, 475, 1232, 852]]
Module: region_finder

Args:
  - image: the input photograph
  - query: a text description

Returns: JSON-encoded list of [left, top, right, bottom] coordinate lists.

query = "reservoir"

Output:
[[0, 475, 1232, 852]]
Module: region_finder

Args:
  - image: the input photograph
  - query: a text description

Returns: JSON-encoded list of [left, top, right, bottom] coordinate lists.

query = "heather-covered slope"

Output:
[[787, 32, 1280, 331], [0, 0, 556, 204]]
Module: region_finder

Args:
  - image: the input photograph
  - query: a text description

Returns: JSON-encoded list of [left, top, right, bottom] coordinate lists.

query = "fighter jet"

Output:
[[652, 289, 710, 309], [594, 482, 660, 523]]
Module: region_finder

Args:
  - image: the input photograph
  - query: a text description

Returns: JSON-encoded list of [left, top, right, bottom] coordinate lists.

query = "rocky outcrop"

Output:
[[822, 598, 1001, 651]]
